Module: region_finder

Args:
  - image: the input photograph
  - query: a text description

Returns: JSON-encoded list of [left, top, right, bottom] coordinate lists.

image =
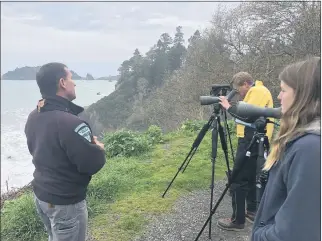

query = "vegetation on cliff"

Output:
[[96, 75, 120, 81], [1, 66, 116, 81], [1, 66, 85, 80], [1, 66, 42, 80], [81, 25, 188, 134], [82, 1, 320, 134]]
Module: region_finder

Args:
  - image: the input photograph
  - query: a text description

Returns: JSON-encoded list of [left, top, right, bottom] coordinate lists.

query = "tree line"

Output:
[[84, 1, 320, 133], [139, 1, 321, 131], [115, 26, 200, 92]]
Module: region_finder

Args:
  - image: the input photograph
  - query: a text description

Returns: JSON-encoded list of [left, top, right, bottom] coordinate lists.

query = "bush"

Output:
[[180, 120, 207, 132], [180, 119, 236, 136], [1, 193, 46, 241], [144, 125, 163, 144], [103, 130, 151, 158]]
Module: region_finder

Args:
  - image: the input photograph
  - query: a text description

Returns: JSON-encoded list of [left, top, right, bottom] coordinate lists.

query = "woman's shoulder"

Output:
[[284, 133, 320, 166], [292, 132, 320, 149]]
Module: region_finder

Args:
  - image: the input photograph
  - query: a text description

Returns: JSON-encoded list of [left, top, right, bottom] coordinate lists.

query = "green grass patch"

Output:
[[1, 192, 48, 241], [1, 121, 237, 241]]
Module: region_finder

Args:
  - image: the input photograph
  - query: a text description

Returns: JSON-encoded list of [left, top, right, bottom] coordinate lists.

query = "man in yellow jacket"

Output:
[[217, 72, 274, 231]]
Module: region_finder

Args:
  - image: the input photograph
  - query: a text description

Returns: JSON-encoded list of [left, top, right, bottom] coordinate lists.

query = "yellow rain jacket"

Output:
[[236, 80, 274, 141]]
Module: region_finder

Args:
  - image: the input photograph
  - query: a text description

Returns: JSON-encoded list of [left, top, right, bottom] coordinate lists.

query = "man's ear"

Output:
[[58, 78, 66, 89]]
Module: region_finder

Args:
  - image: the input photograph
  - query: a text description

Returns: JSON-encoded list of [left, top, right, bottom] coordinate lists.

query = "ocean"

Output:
[[1, 80, 116, 194]]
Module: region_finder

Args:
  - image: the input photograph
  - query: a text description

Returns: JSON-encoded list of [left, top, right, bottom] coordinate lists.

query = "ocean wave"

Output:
[[1, 127, 33, 193]]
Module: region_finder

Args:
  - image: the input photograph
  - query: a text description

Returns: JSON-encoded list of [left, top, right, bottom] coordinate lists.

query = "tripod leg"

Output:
[[255, 135, 266, 208], [162, 147, 196, 198], [208, 116, 219, 239], [181, 117, 214, 173], [209, 155, 216, 239], [223, 111, 235, 163], [195, 180, 230, 241], [217, 116, 231, 173], [264, 136, 270, 152], [194, 134, 258, 241], [182, 148, 197, 173], [162, 116, 214, 198]]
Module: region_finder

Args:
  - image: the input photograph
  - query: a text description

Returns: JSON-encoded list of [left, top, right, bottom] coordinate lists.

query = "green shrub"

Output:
[[181, 120, 207, 132], [87, 171, 125, 201], [1, 193, 46, 241], [180, 119, 235, 136], [103, 130, 151, 158], [144, 125, 163, 144]]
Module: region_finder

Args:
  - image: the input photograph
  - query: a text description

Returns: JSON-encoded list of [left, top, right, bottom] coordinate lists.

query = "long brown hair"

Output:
[[264, 56, 321, 170]]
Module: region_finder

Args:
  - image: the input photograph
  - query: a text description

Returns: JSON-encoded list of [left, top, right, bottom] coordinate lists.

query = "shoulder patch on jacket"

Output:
[[74, 123, 92, 142]]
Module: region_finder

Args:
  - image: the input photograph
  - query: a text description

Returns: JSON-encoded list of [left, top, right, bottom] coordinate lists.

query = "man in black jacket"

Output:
[[25, 62, 106, 241]]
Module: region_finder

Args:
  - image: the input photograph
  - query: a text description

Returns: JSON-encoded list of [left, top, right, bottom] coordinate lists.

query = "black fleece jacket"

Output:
[[25, 95, 106, 205]]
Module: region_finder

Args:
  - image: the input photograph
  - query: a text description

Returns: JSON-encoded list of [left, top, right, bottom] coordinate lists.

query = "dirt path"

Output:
[[131, 180, 252, 241]]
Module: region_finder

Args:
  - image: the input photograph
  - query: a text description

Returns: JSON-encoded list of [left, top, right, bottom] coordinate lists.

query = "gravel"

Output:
[[132, 180, 252, 241], [87, 180, 252, 241]]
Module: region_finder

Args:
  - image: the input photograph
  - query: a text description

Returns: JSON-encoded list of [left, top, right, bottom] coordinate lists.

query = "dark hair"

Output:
[[36, 62, 67, 97]]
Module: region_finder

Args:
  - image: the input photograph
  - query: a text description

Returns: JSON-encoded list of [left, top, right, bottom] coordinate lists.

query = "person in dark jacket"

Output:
[[25, 62, 106, 241], [251, 56, 321, 241]]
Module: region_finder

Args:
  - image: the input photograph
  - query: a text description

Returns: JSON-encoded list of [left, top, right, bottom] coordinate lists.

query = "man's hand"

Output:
[[93, 136, 105, 150], [219, 96, 231, 110]]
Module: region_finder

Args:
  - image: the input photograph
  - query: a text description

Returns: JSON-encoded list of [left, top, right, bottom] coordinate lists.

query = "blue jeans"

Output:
[[33, 193, 88, 241]]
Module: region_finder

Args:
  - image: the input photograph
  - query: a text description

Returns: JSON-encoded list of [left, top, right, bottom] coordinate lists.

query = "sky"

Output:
[[1, 1, 238, 78]]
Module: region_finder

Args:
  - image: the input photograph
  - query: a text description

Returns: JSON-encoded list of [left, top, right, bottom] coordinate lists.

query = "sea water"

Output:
[[1, 80, 116, 193]]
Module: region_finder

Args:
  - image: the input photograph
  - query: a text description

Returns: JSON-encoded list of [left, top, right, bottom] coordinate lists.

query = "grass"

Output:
[[0, 123, 237, 241]]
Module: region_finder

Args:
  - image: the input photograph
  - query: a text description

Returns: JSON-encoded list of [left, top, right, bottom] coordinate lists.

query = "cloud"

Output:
[[1, 16, 130, 76], [2, 17, 132, 58], [145, 16, 205, 29], [130, 6, 140, 12], [1, 2, 237, 76]]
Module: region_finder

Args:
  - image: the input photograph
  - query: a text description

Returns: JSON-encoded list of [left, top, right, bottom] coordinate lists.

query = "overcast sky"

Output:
[[1, 1, 238, 77]]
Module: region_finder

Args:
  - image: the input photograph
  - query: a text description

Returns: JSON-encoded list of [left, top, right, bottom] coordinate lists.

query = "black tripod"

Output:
[[252, 117, 270, 207], [181, 105, 235, 174], [162, 102, 233, 239], [194, 117, 272, 241]]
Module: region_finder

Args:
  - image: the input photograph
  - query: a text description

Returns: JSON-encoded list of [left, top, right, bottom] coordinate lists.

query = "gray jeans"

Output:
[[34, 194, 88, 241]]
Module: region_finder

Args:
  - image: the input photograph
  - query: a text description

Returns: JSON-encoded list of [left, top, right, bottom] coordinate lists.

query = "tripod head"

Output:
[[212, 102, 222, 114], [200, 85, 236, 106], [253, 117, 268, 134], [200, 84, 237, 116]]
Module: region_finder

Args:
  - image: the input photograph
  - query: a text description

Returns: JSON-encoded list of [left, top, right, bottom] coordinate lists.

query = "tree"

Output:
[[169, 26, 187, 72], [173, 26, 184, 46], [158, 33, 173, 52], [129, 48, 144, 77], [117, 60, 132, 83], [188, 30, 201, 48], [83, 1, 321, 134]]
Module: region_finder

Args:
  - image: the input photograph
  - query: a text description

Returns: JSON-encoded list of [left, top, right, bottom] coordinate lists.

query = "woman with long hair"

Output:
[[251, 56, 321, 241]]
